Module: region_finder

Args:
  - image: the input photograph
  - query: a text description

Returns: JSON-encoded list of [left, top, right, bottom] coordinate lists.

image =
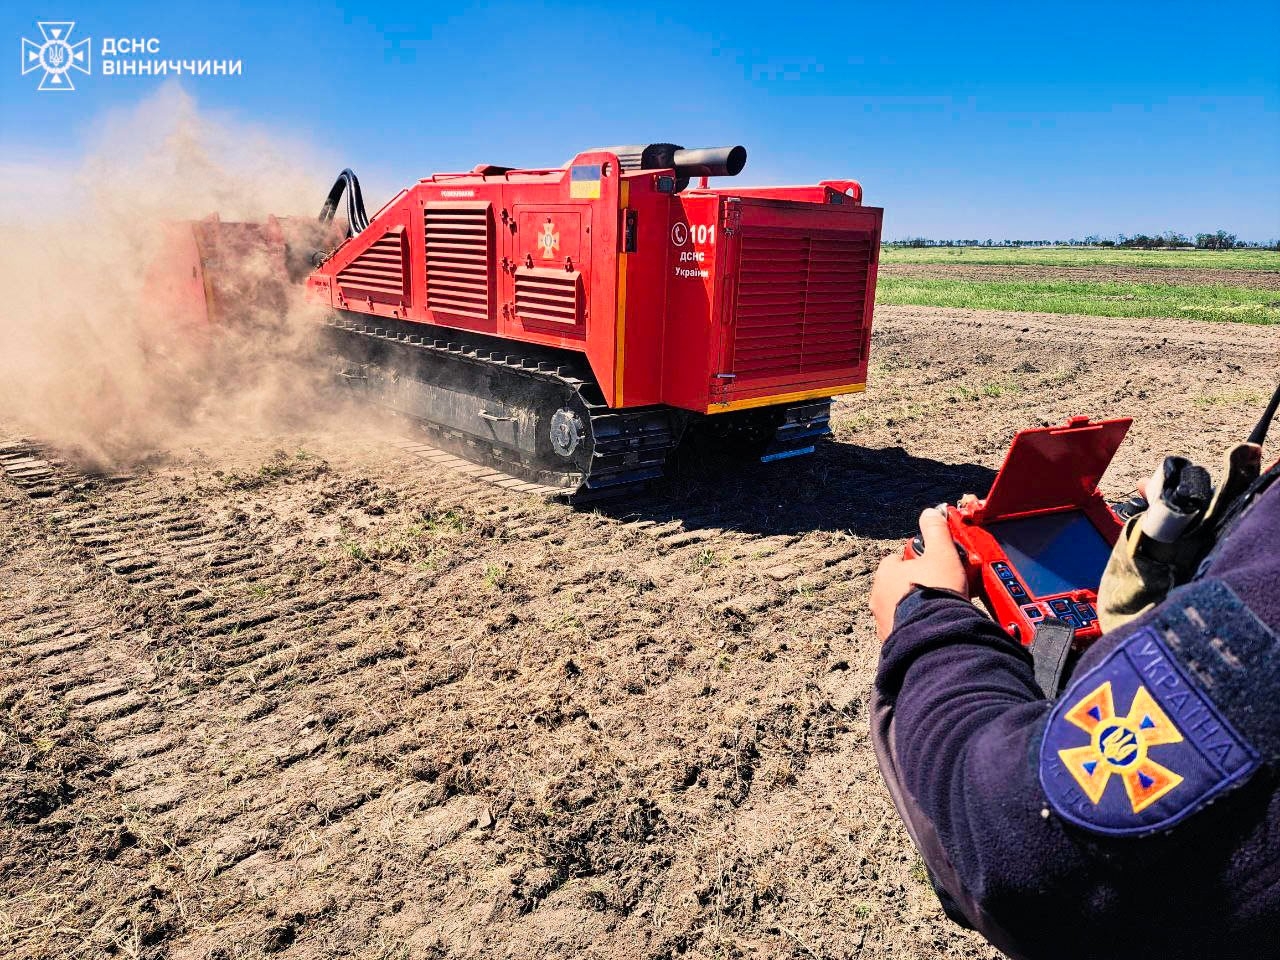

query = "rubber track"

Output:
[[324, 316, 682, 500]]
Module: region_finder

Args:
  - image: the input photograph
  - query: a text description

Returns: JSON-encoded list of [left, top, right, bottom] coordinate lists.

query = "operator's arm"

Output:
[[870, 481, 1280, 960], [870, 523, 1069, 958], [872, 585, 1062, 953], [870, 509, 1113, 956]]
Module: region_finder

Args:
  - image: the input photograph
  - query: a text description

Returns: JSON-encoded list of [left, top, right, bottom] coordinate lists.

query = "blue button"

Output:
[[1023, 605, 1044, 620], [1074, 602, 1096, 623], [1049, 598, 1072, 614], [995, 564, 1014, 581], [1008, 582, 1027, 599], [1062, 613, 1083, 629]]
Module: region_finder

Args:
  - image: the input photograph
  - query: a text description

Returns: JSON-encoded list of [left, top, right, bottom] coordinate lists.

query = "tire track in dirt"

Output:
[[137, 430, 992, 958], [0, 391, 1107, 958], [3, 305, 1278, 959], [0, 441, 420, 955], [0, 498, 182, 950], [0, 448, 870, 957], [1, 437, 623, 956]]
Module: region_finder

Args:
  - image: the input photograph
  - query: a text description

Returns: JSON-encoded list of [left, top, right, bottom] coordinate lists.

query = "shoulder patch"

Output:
[[1040, 579, 1273, 837]]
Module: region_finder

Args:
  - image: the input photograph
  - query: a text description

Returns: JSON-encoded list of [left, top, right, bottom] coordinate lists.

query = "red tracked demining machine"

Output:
[[295, 144, 884, 498]]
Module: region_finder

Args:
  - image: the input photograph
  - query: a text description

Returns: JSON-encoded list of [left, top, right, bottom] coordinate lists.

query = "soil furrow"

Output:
[[2, 306, 1278, 960]]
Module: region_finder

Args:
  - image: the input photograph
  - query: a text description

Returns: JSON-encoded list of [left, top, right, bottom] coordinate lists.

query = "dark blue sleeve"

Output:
[[872, 476, 1280, 960], [873, 591, 1081, 953]]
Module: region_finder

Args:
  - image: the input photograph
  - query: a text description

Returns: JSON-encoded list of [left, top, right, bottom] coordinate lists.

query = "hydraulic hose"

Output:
[[318, 168, 369, 237]]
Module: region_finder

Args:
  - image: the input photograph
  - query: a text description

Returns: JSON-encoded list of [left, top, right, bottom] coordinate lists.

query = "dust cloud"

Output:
[[0, 85, 357, 468]]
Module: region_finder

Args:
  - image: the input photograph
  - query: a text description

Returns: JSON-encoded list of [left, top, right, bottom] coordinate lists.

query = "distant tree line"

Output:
[[887, 232, 1277, 250]]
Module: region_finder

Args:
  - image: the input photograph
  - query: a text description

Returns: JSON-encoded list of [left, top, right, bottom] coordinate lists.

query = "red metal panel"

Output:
[[515, 209, 584, 268], [659, 194, 722, 412], [611, 173, 672, 407], [336, 226, 408, 304], [507, 205, 591, 343], [733, 229, 808, 379], [306, 153, 884, 417], [513, 267, 582, 326], [717, 181, 863, 204], [308, 201, 415, 322], [711, 199, 882, 410], [730, 228, 872, 381], [576, 152, 622, 406], [423, 201, 495, 327]]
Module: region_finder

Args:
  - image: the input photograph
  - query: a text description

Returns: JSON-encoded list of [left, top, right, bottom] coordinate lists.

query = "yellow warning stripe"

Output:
[[708, 382, 866, 413], [614, 180, 630, 406]]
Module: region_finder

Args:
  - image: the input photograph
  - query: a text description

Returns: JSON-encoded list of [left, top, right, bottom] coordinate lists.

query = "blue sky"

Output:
[[3, 1, 1278, 240]]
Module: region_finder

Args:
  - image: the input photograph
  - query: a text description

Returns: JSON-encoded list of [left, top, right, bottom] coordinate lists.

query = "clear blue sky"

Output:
[[3, 1, 1278, 240]]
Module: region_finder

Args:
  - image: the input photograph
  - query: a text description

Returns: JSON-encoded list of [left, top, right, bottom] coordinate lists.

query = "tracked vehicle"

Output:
[[189, 144, 884, 498]]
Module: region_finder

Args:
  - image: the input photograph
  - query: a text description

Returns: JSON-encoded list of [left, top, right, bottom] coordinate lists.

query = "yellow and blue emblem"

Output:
[[1056, 681, 1183, 814], [1040, 615, 1261, 837]]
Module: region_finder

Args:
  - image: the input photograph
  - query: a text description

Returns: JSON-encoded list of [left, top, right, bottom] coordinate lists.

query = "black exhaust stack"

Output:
[[593, 143, 748, 191], [672, 145, 748, 179]]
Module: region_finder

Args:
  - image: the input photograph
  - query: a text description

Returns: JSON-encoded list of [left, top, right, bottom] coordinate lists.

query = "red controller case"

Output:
[[905, 416, 1132, 647]]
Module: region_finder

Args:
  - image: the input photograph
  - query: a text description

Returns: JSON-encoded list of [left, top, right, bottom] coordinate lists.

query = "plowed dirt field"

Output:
[[3, 306, 1277, 960]]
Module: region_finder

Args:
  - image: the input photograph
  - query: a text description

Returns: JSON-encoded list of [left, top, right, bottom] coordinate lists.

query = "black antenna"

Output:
[[1247, 381, 1280, 447]]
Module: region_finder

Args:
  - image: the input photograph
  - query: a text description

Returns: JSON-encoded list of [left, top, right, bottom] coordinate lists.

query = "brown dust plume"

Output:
[[0, 85, 354, 468]]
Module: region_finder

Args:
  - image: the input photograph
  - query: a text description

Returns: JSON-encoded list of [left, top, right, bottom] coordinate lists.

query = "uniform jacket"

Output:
[[873, 477, 1280, 960]]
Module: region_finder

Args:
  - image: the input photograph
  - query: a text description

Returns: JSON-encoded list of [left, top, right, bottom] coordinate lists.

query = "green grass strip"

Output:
[[876, 276, 1280, 325], [880, 247, 1280, 271]]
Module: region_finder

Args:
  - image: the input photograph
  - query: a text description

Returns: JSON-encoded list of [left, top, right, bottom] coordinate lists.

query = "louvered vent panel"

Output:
[[336, 227, 407, 302], [424, 203, 493, 322], [514, 267, 582, 326], [732, 230, 872, 381]]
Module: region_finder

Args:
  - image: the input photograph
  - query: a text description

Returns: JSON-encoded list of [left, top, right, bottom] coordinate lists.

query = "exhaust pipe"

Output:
[[672, 145, 747, 178]]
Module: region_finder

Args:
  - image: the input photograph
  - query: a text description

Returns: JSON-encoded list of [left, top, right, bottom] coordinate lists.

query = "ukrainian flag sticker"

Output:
[[569, 164, 602, 199]]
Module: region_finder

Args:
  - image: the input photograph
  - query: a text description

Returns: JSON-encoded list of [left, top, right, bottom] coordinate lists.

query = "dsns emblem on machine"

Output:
[[1041, 620, 1260, 837], [537, 220, 560, 259]]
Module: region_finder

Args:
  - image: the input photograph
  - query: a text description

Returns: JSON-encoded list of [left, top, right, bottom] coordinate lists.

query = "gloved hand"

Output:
[[871, 508, 969, 642]]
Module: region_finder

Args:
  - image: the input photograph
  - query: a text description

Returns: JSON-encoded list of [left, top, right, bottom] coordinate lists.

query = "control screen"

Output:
[[987, 511, 1112, 597]]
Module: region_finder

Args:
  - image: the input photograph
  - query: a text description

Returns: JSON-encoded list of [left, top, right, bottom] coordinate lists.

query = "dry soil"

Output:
[[2, 305, 1277, 960]]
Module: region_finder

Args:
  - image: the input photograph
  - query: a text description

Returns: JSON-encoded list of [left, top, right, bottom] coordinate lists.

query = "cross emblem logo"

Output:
[[1058, 681, 1184, 814], [537, 221, 560, 260], [21, 21, 91, 92]]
